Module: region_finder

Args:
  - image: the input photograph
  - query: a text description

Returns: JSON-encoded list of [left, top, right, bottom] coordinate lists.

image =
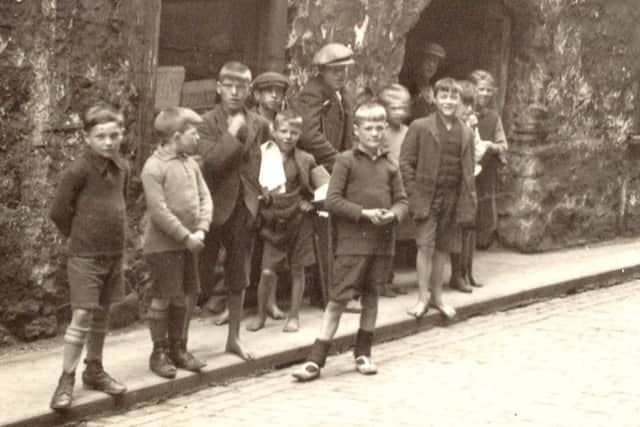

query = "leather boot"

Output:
[[149, 340, 177, 379], [169, 339, 206, 372], [449, 253, 472, 293], [50, 371, 75, 410], [82, 359, 127, 395]]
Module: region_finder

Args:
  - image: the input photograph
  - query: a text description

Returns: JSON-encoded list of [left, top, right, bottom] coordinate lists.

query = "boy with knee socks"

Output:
[[293, 102, 408, 381], [142, 107, 213, 378], [49, 102, 129, 410]]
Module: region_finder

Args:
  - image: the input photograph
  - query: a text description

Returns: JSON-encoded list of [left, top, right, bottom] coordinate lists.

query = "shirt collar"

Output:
[[85, 149, 125, 173], [153, 145, 186, 161], [354, 144, 389, 161]]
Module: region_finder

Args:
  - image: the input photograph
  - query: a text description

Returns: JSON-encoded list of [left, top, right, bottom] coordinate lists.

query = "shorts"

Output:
[[67, 255, 125, 310], [261, 216, 315, 272], [415, 191, 461, 253], [146, 250, 200, 299], [330, 255, 393, 302]]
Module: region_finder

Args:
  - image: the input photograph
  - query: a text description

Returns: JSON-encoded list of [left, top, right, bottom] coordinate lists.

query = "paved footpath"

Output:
[[88, 280, 640, 427]]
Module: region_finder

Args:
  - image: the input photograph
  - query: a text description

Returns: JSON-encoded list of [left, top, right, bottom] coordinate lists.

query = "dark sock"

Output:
[[168, 305, 187, 344], [354, 329, 374, 358], [308, 339, 331, 367]]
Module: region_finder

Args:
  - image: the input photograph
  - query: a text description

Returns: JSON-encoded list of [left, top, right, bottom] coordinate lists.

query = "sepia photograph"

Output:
[[0, 0, 638, 426]]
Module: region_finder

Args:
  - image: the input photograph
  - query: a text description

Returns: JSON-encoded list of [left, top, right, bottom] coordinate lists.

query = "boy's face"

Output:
[[385, 103, 409, 127], [457, 101, 474, 123], [435, 89, 461, 118], [354, 119, 386, 153], [85, 121, 123, 159], [476, 82, 495, 108], [272, 120, 301, 155], [421, 54, 441, 81], [217, 77, 251, 113], [255, 85, 285, 112], [320, 65, 348, 92], [174, 125, 200, 155]]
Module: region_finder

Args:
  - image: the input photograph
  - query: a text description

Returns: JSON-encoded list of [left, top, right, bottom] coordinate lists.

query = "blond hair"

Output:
[[154, 107, 203, 142]]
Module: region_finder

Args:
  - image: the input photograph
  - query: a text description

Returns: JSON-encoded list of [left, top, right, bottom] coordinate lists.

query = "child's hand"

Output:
[[228, 113, 247, 138], [299, 200, 314, 213], [193, 230, 206, 242], [377, 209, 396, 225], [185, 233, 205, 253], [362, 209, 383, 225], [467, 114, 478, 128]]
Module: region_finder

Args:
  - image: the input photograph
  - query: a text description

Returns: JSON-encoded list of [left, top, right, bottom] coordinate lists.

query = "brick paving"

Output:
[[87, 280, 640, 427]]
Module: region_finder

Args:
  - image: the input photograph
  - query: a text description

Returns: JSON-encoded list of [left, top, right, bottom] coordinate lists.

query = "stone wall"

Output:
[[498, 0, 640, 251]]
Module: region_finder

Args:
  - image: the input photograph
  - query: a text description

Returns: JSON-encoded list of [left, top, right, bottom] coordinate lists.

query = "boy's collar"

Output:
[[85, 148, 125, 171], [154, 144, 185, 161], [355, 144, 389, 160]]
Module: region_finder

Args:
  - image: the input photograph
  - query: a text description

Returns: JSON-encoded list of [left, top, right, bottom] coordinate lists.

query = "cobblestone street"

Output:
[[86, 280, 640, 427]]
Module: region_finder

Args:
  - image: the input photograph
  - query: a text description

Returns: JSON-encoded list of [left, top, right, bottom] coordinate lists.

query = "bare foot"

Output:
[[267, 305, 286, 320], [282, 317, 300, 333], [246, 317, 266, 332], [407, 301, 428, 318], [226, 338, 254, 361], [428, 300, 456, 320], [213, 308, 229, 326]]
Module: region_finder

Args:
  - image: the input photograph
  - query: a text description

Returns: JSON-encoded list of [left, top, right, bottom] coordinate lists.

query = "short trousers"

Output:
[[67, 255, 125, 310], [261, 216, 315, 272], [415, 190, 461, 253], [146, 249, 200, 299], [330, 255, 393, 302]]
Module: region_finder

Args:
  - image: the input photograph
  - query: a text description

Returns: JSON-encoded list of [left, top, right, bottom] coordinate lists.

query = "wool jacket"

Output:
[[294, 75, 353, 171], [399, 112, 477, 225], [49, 149, 128, 256], [197, 105, 270, 227], [140, 146, 213, 254], [326, 147, 408, 256]]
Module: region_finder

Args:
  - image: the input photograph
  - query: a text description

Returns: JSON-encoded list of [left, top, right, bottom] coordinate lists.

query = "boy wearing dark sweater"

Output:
[[49, 102, 128, 410], [141, 107, 213, 378], [293, 102, 408, 382]]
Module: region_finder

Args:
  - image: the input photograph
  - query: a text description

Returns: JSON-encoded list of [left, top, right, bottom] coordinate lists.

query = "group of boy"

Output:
[[48, 39, 503, 407]]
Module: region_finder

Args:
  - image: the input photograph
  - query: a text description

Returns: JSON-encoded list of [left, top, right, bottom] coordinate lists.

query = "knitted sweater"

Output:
[[141, 146, 213, 254], [326, 147, 408, 255], [49, 149, 128, 256]]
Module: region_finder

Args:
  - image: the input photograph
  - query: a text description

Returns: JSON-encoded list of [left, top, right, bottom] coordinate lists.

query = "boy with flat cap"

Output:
[[410, 42, 446, 122], [252, 71, 290, 125], [294, 42, 354, 172], [197, 61, 270, 360]]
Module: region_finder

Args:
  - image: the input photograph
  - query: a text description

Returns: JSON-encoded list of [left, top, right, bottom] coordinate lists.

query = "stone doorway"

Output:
[[399, 0, 512, 113]]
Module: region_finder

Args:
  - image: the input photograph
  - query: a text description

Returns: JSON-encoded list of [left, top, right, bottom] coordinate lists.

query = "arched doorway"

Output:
[[400, 0, 512, 113]]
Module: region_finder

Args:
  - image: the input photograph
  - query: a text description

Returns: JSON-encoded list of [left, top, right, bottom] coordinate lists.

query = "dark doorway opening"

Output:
[[158, 0, 288, 81], [399, 0, 511, 112]]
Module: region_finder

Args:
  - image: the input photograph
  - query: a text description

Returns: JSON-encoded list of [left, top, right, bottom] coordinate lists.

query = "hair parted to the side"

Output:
[[218, 61, 252, 83], [469, 69, 496, 88], [83, 102, 124, 132], [274, 109, 303, 130], [433, 77, 463, 97], [457, 80, 477, 105], [353, 101, 387, 125], [154, 107, 203, 142]]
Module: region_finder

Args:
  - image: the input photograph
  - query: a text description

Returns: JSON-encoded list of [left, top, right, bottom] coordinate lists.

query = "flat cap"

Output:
[[423, 42, 446, 59], [252, 71, 290, 90], [312, 43, 355, 66]]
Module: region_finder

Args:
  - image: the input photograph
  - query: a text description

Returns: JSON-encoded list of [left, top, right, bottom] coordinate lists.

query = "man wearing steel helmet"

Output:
[[410, 42, 446, 122], [294, 42, 355, 172]]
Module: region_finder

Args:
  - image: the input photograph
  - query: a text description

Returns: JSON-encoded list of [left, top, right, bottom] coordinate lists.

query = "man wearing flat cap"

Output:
[[252, 71, 290, 125], [410, 42, 446, 122], [294, 42, 354, 171]]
